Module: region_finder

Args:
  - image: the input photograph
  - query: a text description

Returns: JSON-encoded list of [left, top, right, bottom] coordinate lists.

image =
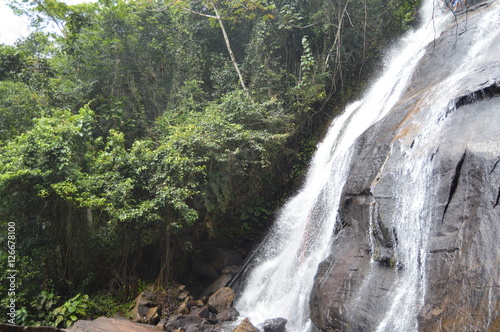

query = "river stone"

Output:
[[186, 325, 220, 332], [68, 317, 157, 332], [189, 305, 211, 318], [215, 307, 239, 322], [130, 286, 161, 325], [207, 287, 235, 313], [233, 318, 260, 332], [309, 2, 500, 331], [155, 317, 168, 330], [164, 314, 207, 332], [263, 317, 288, 332]]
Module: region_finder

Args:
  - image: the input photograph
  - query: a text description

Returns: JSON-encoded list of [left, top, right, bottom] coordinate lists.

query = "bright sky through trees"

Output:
[[0, 0, 31, 45], [0, 0, 95, 45]]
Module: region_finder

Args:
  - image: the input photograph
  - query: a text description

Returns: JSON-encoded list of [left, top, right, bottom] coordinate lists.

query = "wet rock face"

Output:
[[419, 106, 500, 331], [309, 2, 500, 331]]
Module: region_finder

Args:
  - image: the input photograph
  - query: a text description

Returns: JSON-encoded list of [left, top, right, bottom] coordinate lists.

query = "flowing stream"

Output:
[[234, 0, 491, 331]]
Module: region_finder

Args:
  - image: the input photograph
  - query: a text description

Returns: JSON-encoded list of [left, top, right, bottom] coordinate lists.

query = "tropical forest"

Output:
[[0, 0, 422, 328]]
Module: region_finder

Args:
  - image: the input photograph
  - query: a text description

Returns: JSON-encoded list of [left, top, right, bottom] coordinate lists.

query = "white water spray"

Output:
[[375, 1, 500, 330], [235, 1, 473, 331]]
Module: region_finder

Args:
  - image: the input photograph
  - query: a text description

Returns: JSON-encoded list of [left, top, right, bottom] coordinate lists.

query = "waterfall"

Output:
[[235, 1, 469, 331], [375, 1, 500, 330]]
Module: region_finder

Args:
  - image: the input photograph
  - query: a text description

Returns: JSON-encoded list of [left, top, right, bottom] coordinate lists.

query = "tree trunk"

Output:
[[211, 2, 247, 91]]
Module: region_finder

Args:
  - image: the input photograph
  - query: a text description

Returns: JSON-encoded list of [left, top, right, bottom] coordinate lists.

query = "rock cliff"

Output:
[[309, 1, 500, 331]]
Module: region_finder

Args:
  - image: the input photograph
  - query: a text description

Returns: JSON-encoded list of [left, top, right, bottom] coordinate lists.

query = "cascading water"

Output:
[[375, 1, 500, 330], [235, 0, 491, 331]]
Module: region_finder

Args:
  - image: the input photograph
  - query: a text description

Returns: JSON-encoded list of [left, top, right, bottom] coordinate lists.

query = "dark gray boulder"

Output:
[[164, 314, 207, 332], [263, 317, 288, 332]]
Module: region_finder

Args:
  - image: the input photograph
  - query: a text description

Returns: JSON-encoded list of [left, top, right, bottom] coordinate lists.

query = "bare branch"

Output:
[[161, 0, 248, 92], [210, 1, 247, 91], [170, 3, 217, 19], [32, 0, 66, 36]]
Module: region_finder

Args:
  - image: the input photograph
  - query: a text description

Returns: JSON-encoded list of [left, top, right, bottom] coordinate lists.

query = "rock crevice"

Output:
[[442, 150, 467, 222]]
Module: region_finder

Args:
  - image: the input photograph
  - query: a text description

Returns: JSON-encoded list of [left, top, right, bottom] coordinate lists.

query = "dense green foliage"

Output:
[[1, 0, 421, 325]]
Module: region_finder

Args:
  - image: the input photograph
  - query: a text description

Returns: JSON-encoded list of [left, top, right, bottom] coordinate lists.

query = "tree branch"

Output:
[[163, 0, 248, 92], [210, 1, 247, 91], [170, 3, 217, 19], [32, 0, 66, 36]]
